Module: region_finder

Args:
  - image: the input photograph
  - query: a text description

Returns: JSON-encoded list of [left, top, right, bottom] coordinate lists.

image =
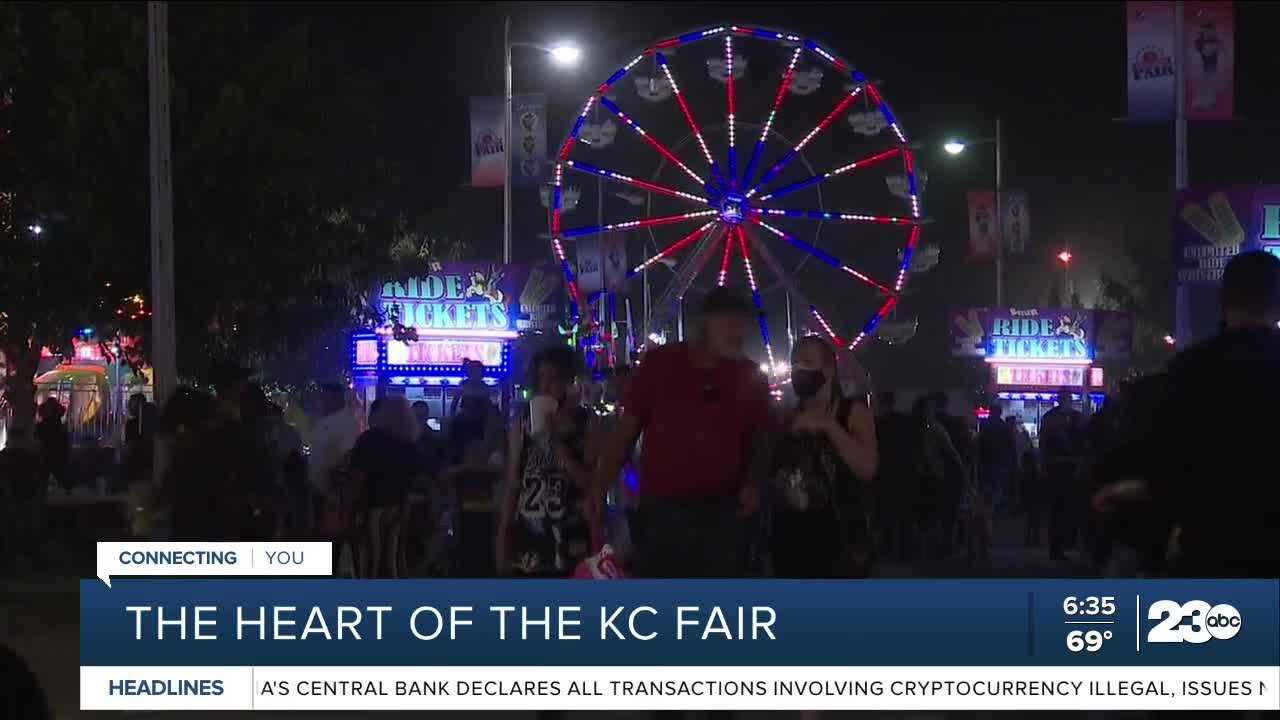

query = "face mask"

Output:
[[791, 368, 826, 398]]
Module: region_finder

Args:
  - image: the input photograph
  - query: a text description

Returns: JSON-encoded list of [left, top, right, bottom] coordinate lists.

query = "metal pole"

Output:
[[784, 291, 794, 355], [994, 114, 1004, 307], [148, 1, 177, 484], [502, 15, 513, 264], [1174, 1, 1191, 342]]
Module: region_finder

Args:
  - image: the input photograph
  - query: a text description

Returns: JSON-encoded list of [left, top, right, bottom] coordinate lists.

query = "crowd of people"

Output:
[[3, 252, 1278, 587]]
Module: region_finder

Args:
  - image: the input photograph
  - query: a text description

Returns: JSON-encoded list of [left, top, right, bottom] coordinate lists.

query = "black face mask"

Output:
[[791, 368, 826, 398]]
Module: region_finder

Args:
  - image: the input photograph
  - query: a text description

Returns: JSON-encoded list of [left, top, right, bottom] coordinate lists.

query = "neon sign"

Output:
[[379, 265, 512, 332], [985, 309, 1091, 361], [386, 339, 504, 368], [995, 365, 1085, 387]]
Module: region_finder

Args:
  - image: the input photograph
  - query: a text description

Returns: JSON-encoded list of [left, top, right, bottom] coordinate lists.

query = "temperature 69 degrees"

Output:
[[1063, 596, 1116, 653]]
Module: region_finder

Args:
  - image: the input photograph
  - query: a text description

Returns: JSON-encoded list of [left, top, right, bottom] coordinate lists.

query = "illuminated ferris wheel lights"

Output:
[[658, 52, 717, 173], [564, 159, 711, 204], [628, 222, 714, 277], [553, 24, 921, 361], [809, 306, 843, 346]]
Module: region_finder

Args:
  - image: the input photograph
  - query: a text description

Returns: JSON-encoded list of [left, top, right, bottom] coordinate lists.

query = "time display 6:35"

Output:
[[1063, 596, 1116, 616]]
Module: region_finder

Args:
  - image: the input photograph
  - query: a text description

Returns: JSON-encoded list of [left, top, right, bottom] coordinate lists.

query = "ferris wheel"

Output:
[[548, 24, 922, 371]]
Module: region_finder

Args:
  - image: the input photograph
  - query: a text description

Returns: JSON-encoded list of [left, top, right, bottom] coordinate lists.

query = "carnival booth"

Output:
[[349, 263, 563, 417], [952, 307, 1132, 441]]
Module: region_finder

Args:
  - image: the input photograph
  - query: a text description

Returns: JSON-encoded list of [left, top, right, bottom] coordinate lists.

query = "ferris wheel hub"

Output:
[[718, 193, 748, 225]]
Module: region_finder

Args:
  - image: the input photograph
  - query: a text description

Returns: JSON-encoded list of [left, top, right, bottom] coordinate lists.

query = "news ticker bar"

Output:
[[80, 666, 1280, 711], [80, 579, 1280, 666]]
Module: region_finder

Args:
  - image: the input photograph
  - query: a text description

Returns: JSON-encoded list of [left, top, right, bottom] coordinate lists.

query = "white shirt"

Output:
[[307, 409, 359, 495]]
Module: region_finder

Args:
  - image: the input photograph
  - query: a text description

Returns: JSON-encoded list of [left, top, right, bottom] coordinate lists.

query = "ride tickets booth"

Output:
[[349, 263, 563, 419], [952, 307, 1132, 442]]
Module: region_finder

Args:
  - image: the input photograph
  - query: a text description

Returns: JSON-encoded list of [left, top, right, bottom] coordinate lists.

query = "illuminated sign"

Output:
[[986, 309, 1090, 361], [1264, 245, 1280, 260], [386, 339, 504, 368], [995, 364, 1086, 387], [379, 265, 513, 332], [354, 339, 379, 367], [1090, 366, 1105, 388]]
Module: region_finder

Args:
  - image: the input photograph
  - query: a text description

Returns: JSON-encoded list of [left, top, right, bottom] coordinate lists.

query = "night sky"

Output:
[[280, 1, 1280, 388]]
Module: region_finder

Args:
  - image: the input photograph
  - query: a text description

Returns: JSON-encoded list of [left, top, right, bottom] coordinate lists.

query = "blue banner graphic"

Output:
[[81, 579, 1278, 667]]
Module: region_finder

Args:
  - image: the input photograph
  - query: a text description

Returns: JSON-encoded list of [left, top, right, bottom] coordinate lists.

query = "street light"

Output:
[[1057, 249, 1072, 297], [27, 224, 43, 236], [504, 16, 580, 264], [942, 116, 1003, 305], [549, 44, 581, 66]]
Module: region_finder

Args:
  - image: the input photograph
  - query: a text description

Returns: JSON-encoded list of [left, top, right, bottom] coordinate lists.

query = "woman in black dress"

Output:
[[770, 336, 879, 579]]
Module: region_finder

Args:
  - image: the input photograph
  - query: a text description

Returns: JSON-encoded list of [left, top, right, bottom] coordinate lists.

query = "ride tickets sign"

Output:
[[952, 308, 1110, 362], [375, 263, 563, 334]]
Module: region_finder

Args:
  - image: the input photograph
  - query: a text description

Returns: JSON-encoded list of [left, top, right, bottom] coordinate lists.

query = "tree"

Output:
[[0, 2, 149, 431]]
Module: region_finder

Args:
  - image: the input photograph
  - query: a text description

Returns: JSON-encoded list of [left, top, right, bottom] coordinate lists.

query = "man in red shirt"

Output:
[[597, 286, 773, 577]]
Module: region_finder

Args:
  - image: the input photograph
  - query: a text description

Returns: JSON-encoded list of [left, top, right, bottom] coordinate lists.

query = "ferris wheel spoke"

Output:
[[749, 217, 895, 296], [754, 147, 902, 202], [724, 35, 738, 188], [808, 306, 844, 347], [745, 86, 863, 199], [564, 159, 713, 206], [597, 96, 718, 198], [627, 222, 714, 278], [749, 207, 913, 226], [655, 53, 728, 192], [847, 295, 900, 351], [733, 226, 775, 365], [561, 209, 716, 238], [674, 225, 728, 301], [741, 46, 802, 191], [717, 229, 734, 286]]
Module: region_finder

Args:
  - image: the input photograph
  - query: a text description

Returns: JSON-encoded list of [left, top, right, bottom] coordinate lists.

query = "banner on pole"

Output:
[[603, 231, 628, 292], [1126, 1, 1176, 123], [1002, 189, 1030, 255], [576, 235, 604, 298], [967, 191, 997, 259], [1184, 1, 1234, 121], [469, 96, 505, 188], [512, 93, 548, 185]]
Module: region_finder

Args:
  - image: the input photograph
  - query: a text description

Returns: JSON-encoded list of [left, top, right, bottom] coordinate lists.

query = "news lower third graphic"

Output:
[[81, 543, 1280, 712]]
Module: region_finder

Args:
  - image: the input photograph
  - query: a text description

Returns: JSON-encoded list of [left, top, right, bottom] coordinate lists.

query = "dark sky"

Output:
[[285, 1, 1280, 387]]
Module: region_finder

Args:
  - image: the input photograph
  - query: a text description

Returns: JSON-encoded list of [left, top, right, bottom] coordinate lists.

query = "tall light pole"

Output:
[[502, 17, 579, 264], [147, 1, 177, 482], [944, 114, 1004, 306]]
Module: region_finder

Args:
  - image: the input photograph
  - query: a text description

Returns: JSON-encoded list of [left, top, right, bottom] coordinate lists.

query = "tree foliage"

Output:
[[0, 2, 149, 429], [1, 3, 469, 426]]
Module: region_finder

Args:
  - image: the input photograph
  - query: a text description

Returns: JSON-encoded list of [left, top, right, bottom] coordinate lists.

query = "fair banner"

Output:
[[967, 191, 997, 259], [1001, 189, 1030, 255], [1126, 1, 1176, 123], [1184, 1, 1234, 121], [470, 96, 505, 188], [602, 231, 628, 292], [512, 93, 547, 186], [576, 235, 604, 298]]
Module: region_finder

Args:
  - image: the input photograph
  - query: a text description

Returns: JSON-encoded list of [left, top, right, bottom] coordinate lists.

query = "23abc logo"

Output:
[[1147, 600, 1242, 644]]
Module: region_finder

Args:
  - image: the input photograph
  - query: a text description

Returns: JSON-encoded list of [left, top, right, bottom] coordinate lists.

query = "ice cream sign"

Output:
[[985, 308, 1091, 361]]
